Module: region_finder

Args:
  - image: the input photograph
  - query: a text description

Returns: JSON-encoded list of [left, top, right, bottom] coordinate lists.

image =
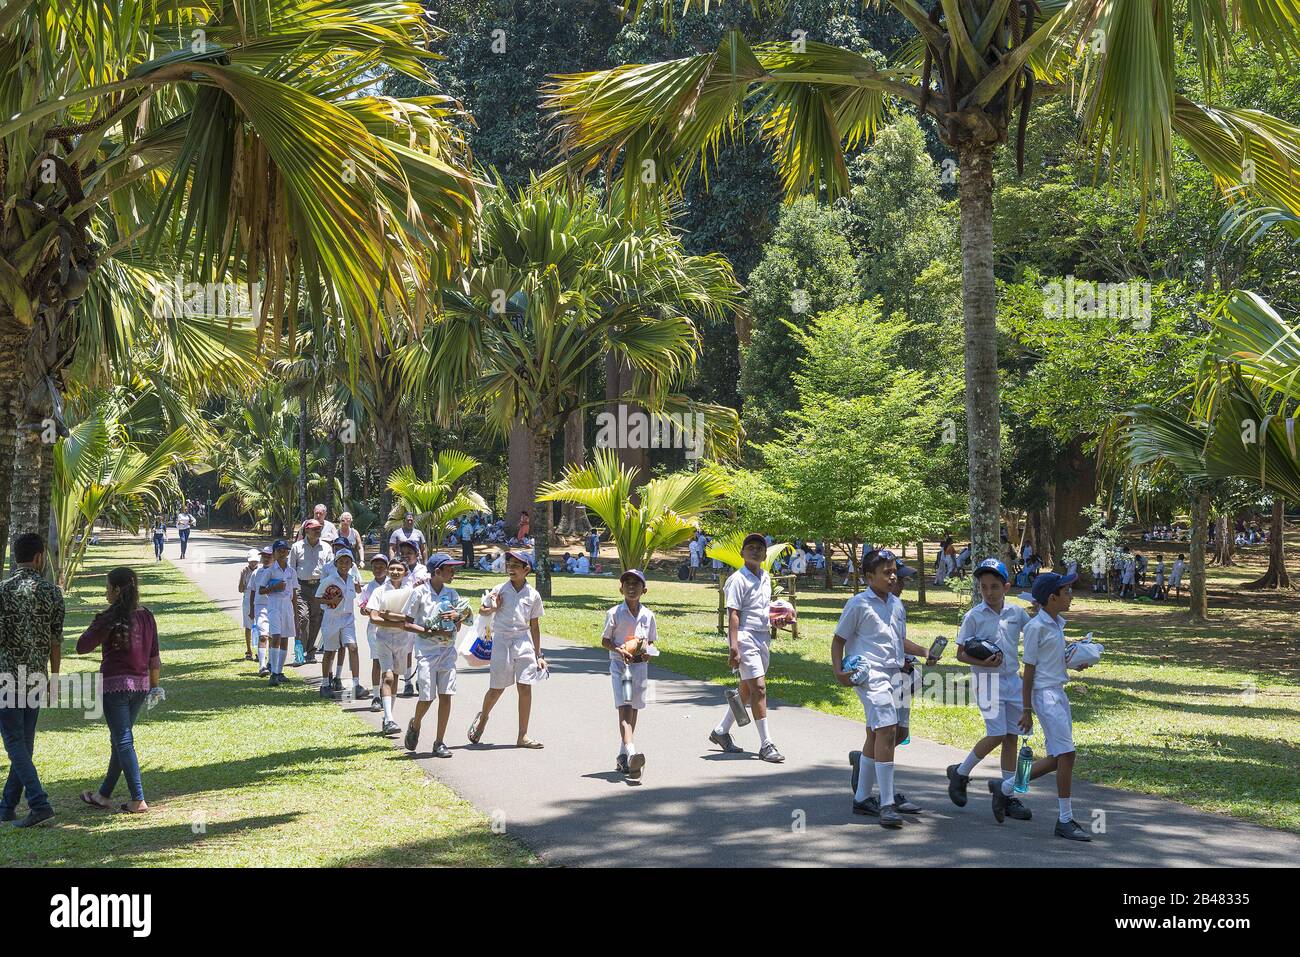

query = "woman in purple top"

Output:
[[76, 567, 161, 814]]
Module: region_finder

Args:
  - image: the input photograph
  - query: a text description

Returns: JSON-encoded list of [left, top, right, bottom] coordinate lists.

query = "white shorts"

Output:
[[257, 602, 295, 638], [735, 632, 770, 680], [978, 697, 1024, 737], [855, 667, 904, 730], [374, 630, 414, 673], [610, 658, 649, 710], [319, 617, 357, 652], [1031, 685, 1075, 756], [489, 633, 543, 689], [414, 642, 458, 701], [242, 602, 255, 630]]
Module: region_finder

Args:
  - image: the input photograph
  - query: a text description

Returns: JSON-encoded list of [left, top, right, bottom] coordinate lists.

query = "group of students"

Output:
[[232, 520, 1097, 831]]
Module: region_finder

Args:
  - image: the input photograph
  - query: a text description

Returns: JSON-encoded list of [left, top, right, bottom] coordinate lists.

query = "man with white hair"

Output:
[[298, 503, 338, 543]]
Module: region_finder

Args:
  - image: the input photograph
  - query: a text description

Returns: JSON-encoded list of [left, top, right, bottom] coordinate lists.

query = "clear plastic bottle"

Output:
[[1014, 739, 1033, 793]]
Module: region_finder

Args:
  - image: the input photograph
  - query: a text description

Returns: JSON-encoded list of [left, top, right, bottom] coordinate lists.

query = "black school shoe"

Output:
[[849, 750, 862, 792], [853, 796, 880, 816], [13, 807, 55, 828], [1055, 819, 1092, 842], [431, 742, 452, 759], [878, 804, 903, 828], [381, 719, 400, 736], [627, 753, 645, 780], [708, 730, 743, 753], [1005, 796, 1032, 820], [616, 754, 630, 775], [758, 742, 785, 763], [989, 779, 1008, 823], [893, 791, 922, 814], [946, 764, 969, 806]]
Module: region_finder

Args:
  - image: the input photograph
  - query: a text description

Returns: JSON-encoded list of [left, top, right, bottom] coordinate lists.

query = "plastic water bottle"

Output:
[[1014, 739, 1033, 793], [293, 638, 305, 665], [621, 667, 633, 705]]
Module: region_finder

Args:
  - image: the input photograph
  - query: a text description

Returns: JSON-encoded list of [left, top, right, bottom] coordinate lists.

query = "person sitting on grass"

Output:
[[76, 567, 160, 815]]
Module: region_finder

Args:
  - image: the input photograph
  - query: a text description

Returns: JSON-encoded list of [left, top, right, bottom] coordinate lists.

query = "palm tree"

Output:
[[543, 2, 1300, 570], [217, 440, 321, 539], [0, 0, 479, 551], [385, 453, 489, 549], [52, 401, 199, 588], [407, 178, 743, 596], [537, 447, 729, 571]]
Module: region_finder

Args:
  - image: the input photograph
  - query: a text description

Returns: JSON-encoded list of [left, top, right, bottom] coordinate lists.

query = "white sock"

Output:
[[957, 750, 981, 776], [715, 710, 735, 735], [877, 761, 895, 807], [855, 755, 876, 803], [627, 742, 636, 758], [334, 657, 344, 678], [1058, 797, 1073, 823], [257, 647, 267, 668], [1001, 777, 1016, 796], [382, 696, 394, 722], [269, 647, 281, 673], [619, 742, 628, 756], [755, 717, 771, 747], [1001, 769, 1014, 782]]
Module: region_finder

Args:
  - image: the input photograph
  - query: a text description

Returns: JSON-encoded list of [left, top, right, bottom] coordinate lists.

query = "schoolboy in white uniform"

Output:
[[257, 540, 299, 687], [468, 551, 546, 749], [238, 549, 260, 661], [990, 571, 1093, 842], [366, 559, 414, 736], [248, 546, 274, 676], [946, 558, 1032, 821], [316, 548, 362, 698], [396, 541, 428, 696], [601, 569, 657, 779], [401, 554, 472, 758], [710, 533, 783, 763], [831, 549, 938, 828], [358, 554, 387, 709], [1170, 553, 1186, 597]]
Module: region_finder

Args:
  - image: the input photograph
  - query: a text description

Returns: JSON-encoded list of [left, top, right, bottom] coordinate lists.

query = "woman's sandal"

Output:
[[80, 790, 111, 809], [117, 803, 149, 814], [516, 737, 544, 749]]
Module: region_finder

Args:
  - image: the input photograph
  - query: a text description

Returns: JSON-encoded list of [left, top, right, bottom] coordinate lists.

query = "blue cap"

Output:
[[620, 568, 647, 586], [974, 558, 1008, 582], [1031, 571, 1077, 605], [426, 553, 465, 573], [333, 548, 354, 563], [271, 539, 289, 552]]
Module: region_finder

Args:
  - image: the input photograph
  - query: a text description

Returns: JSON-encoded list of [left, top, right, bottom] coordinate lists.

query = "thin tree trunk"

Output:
[[531, 429, 553, 598], [958, 144, 1002, 580], [1245, 498, 1290, 589], [298, 396, 309, 522], [915, 540, 927, 607], [1189, 491, 1210, 620], [325, 432, 338, 516], [558, 409, 585, 536], [505, 418, 535, 538]]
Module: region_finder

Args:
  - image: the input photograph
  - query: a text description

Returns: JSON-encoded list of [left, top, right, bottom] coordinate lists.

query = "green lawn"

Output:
[[0, 542, 534, 867], [452, 552, 1300, 833]]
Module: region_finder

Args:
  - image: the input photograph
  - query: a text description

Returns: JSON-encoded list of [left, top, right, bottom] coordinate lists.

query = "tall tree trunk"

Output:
[[325, 432, 338, 516], [375, 425, 396, 528], [915, 540, 927, 607], [505, 418, 535, 537], [605, 352, 649, 482], [557, 409, 589, 536], [1189, 491, 1210, 620], [298, 395, 309, 523], [958, 144, 1002, 573], [530, 430, 553, 598], [1212, 513, 1235, 566], [1245, 498, 1290, 589]]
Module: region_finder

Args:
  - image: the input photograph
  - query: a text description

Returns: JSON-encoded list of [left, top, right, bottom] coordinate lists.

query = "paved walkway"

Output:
[[173, 532, 1300, 867]]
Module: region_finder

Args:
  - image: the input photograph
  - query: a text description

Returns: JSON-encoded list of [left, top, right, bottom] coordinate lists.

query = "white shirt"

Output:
[[724, 565, 771, 637], [601, 601, 657, 661], [956, 600, 1029, 699], [1170, 559, 1185, 584], [1120, 559, 1135, 584], [688, 540, 702, 563], [316, 567, 361, 625], [369, 580, 413, 641], [290, 538, 331, 581], [259, 561, 298, 606], [359, 578, 385, 642], [482, 580, 543, 637], [1022, 609, 1069, 689], [574, 555, 590, 575], [403, 582, 471, 645], [176, 512, 193, 531], [490, 553, 506, 573], [790, 551, 807, 574], [401, 564, 430, 588], [834, 587, 906, 669], [249, 565, 273, 612]]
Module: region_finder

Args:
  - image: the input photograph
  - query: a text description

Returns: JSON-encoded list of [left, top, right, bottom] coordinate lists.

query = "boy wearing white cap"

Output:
[[257, 540, 299, 686], [316, 549, 363, 698], [367, 559, 415, 736], [710, 533, 783, 762], [401, 554, 472, 758], [467, 551, 546, 749], [238, 548, 261, 661], [601, 569, 657, 779], [990, 571, 1093, 841], [247, 546, 274, 675], [946, 558, 1032, 820], [832, 549, 938, 827]]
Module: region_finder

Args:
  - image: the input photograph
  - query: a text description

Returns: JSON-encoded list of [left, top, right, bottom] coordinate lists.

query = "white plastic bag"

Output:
[[457, 615, 493, 669], [1065, 634, 1103, 670]]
